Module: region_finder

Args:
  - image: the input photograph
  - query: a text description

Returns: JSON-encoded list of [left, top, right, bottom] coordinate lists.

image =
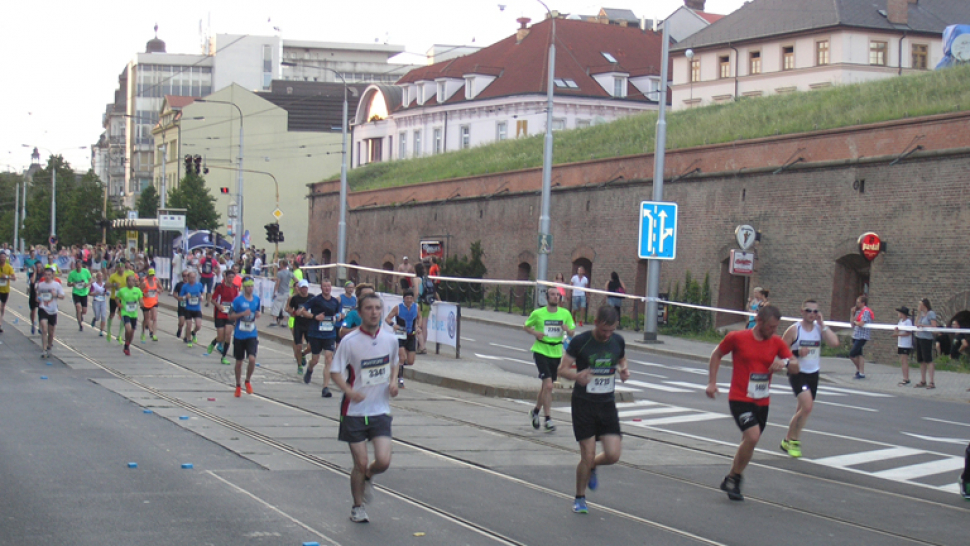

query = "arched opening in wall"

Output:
[[571, 257, 593, 314], [951, 310, 970, 328], [321, 249, 332, 281], [348, 260, 360, 285], [831, 254, 870, 323], [382, 261, 394, 293], [716, 257, 747, 328], [516, 262, 532, 308]]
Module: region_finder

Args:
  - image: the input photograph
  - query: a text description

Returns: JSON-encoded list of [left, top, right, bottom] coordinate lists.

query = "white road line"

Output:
[[615, 385, 642, 393], [811, 447, 923, 468], [663, 381, 706, 390], [475, 353, 504, 360], [923, 417, 970, 428], [624, 379, 691, 393], [629, 359, 673, 369], [900, 432, 970, 445], [618, 407, 689, 418], [816, 385, 894, 398], [872, 457, 965, 481], [629, 370, 668, 379], [460, 336, 476, 342], [628, 412, 729, 426], [616, 400, 663, 409], [488, 342, 528, 352], [814, 400, 877, 412]]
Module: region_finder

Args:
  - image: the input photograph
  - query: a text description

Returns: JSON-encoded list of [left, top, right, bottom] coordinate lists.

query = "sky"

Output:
[[0, 0, 747, 173]]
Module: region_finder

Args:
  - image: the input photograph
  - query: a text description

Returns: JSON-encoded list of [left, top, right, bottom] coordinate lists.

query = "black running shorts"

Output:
[[570, 398, 621, 442], [338, 413, 392, 443]]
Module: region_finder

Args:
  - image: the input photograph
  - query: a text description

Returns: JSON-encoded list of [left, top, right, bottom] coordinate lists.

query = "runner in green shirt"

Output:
[[67, 261, 93, 332], [115, 275, 143, 356], [523, 286, 576, 432]]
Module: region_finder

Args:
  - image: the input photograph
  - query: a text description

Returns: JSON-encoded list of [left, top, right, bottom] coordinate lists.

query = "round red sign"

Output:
[[858, 232, 882, 261]]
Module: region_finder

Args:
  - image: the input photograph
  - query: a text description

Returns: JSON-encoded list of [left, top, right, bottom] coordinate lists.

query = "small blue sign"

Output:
[[638, 201, 678, 260]]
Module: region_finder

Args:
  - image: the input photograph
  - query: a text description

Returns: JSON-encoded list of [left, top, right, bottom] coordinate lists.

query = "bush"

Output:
[[663, 271, 713, 335]]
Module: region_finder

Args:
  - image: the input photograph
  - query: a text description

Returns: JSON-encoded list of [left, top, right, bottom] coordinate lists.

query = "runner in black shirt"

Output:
[[287, 280, 314, 375]]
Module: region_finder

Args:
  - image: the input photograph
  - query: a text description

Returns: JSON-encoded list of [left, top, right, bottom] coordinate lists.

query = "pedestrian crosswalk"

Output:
[[554, 400, 731, 427]]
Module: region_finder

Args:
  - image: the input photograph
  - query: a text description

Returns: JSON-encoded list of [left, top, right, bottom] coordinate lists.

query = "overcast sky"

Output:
[[1, 0, 747, 173]]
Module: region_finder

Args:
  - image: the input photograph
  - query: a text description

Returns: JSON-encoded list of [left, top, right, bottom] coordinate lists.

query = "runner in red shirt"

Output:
[[706, 305, 797, 501], [199, 250, 217, 307], [207, 270, 238, 365]]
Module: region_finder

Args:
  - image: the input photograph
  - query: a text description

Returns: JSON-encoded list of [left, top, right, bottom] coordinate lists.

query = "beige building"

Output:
[[154, 82, 361, 252], [670, 0, 961, 110]]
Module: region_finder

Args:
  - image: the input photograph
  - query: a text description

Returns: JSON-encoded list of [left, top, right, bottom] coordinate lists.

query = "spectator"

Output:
[[569, 266, 589, 327], [747, 287, 769, 329], [306, 253, 318, 284], [397, 256, 414, 292], [914, 298, 938, 389], [604, 271, 627, 326], [553, 272, 567, 298], [892, 306, 914, 386], [271, 260, 294, 327], [848, 294, 873, 379]]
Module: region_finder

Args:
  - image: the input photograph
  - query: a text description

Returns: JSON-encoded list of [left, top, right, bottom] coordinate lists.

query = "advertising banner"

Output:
[[420, 240, 444, 261], [427, 301, 459, 348], [729, 249, 755, 276]]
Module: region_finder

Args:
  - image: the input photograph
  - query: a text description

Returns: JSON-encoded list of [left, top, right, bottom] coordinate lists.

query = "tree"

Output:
[[22, 155, 78, 246], [137, 184, 159, 219], [167, 173, 221, 231], [59, 170, 109, 247], [0, 171, 24, 246]]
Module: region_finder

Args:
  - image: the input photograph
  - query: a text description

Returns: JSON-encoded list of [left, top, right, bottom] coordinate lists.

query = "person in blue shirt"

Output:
[[339, 283, 375, 339], [339, 281, 358, 322], [229, 277, 261, 398], [384, 290, 422, 388], [178, 271, 205, 347], [298, 278, 342, 398]]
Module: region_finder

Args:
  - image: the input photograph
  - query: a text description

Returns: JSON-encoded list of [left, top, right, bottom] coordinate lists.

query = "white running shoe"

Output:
[[350, 505, 369, 523]]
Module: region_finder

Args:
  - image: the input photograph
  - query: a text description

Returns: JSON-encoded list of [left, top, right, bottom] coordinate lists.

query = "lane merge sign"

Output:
[[638, 201, 678, 260]]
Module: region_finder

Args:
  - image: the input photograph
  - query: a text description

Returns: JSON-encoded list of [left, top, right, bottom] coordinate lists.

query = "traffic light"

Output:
[[220, 187, 229, 194], [264, 223, 280, 243], [193, 155, 203, 176], [184, 155, 193, 175], [277, 231, 284, 243]]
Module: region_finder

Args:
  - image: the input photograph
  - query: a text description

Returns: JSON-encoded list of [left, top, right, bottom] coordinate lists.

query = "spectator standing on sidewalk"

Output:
[[396, 256, 414, 292], [914, 298, 938, 389], [848, 294, 873, 379], [604, 272, 627, 326], [892, 306, 914, 386], [949, 320, 969, 360], [746, 287, 769, 329], [554, 273, 567, 298], [570, 267, 589, 327], [271, 260, 293, 327]]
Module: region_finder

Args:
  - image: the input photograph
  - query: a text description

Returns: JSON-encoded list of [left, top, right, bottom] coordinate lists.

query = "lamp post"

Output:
[[23, 144, 87, 246], [535, 0, 556, 304], [195, 99, 244, 258], [205, 164, 280, 266]]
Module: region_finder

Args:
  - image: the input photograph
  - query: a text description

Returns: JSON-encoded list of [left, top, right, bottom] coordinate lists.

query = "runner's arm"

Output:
[[384, 306, 399, 325], [617, 356, 630, 382], [781, 324, 797, 346], [329, 372, 365, 403], [706, 347, 724, 398], [557, 352, 578, 381]]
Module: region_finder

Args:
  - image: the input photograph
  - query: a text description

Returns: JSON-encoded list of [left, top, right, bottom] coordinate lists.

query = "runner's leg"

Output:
[[349, 441, 370, 506], [731, 426, 761, 476]]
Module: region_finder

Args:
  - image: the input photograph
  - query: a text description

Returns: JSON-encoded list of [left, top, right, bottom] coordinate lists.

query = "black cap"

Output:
[[896, 306, 910, 315]]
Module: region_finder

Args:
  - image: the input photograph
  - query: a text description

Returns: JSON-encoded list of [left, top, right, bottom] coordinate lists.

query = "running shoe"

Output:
[[79, 325, 83, 332], [118, 336, 123, 346], [544, 420, 556, 433], [140, 334, 146, 344], [588, 468, 598, 491], [245, 382, 253, 395], [151, 334, 158, 342], [205, 343, 215, 356], [530, 408, 540, 430], [349, 505, 369, 523], [720, 474, 744, 501], [398, 377, 405, 388], [573, 497, 588, 514], [961, 478, 970, 500], [854, 372, 866, 379], [176, 329, 182, 338], [363, 477, 374, 504], [322, 387, 332, 398], [40, 350, 47, 359], [301, 355, 307, 368], [31, 324, 35, 335], [124, 347, 131, 356], [99, 331, 104, 337], [91, 318, 96, 327], [192, 334, 198, 343], [297, 364, 304, 376], [234, 386, 242, 398], [303, 368, 313, 384], [221, 357, 231, 366], [780, 439, 802, 458], [187, 340, 194, 348]]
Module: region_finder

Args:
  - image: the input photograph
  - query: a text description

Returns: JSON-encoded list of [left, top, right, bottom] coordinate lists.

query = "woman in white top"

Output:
[[892, 306, 914, 386], [90, 272, 108, 337]]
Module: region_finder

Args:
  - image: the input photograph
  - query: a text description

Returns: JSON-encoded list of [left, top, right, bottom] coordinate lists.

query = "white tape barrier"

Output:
[[300, 262, 416, 279]]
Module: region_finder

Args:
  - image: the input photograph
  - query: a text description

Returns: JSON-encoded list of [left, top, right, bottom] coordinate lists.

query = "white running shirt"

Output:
[[331, 327, 400, 417], [791, 323, 822, 374]]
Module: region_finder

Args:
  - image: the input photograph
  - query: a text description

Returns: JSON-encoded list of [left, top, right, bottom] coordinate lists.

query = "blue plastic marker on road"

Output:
[[46, 362, 53, 366], [143, 409, 153, 414], [128, 462, 138, 469], [179, 415, 189, 420], [303, 542, 320, 546], [181, 463, 194, 469], [40, 376, 48, 380]]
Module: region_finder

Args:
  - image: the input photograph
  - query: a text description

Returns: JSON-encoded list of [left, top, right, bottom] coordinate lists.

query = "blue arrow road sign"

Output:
[[638, 201, 678, 260]]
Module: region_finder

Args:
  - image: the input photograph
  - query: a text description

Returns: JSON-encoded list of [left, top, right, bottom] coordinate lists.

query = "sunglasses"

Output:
[[803, 309, 819, 314]]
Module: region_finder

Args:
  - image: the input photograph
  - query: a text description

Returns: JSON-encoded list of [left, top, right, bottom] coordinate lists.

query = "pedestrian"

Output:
[[179, 271, 204, 347], [524, 286, 575, 433], [299, 278, 341, 398], [36, 266, 65, 358], [779, 299, 839, 458], [570, 266, 589, 327], [208, 270, 239, 365], [339, 283, 375, 339], [706, 305, 797, 501], [557, 306, 629, 514], [0, 251, 15, 334], [385, 290, 421, 388], [229, 277, 261, 398], [90, 272, 107, 337], [746, 287, 769, 329], [271, 260, 293, 326], [287, 280, 313, 375], [914, 298, 938, 389], [140, 268, 160, 342], [949, 320, 969, 361], [115, 275, 144, 356], [28, 262, 45, 335], [67, 258, 92, 332], [396, 256, 413, 292], [892, 306, 914, 385], [604, 271, 626, 326], [172, 270, 189, 338], [554, 272, 567, 298], [329, 292, 400, 523], [848, 294, 873, 379]]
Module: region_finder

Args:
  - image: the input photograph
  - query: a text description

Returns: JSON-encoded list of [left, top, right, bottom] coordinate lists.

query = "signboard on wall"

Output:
[[729, 249, 755, 276], [420, 240, 444, 260], [858, 232, 883, 261]]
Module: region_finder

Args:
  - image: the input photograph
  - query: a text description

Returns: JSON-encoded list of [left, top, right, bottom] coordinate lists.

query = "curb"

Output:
[[402, 367, 634, 402]]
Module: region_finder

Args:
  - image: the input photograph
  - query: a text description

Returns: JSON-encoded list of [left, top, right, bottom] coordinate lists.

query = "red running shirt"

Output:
[[717, 329, 792, 406], [212, 283, 239, 319]]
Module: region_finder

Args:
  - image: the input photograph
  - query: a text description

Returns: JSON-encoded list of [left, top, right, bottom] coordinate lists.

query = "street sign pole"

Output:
[[644, 20, 671, 343]]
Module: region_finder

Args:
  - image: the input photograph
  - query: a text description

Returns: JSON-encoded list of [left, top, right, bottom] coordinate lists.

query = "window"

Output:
[[576, 119, 591, 129], [496, 121, 507, 141], [413, 130, 422, 157], [465, 77, 473, 99], [690, 59, 700, 82], [263, 45, 272, 72], [459, 125, 470, 149], [551, 119, 565, 131], [912, 44, 928, 70], [399, 132, 407, 158], [816, 40, 829, 66], [516, 119, 528, 137], [554, 78, 579, 88], [433, 128, 442, 154], [601, 52, 617, 63], [613, 76, 626, 97], [719, 55, 731, 79], [869, 41, 887, 66], [436, 81, 446, 102], [782, 46, 795, 70], [749, 51, 761, 75]]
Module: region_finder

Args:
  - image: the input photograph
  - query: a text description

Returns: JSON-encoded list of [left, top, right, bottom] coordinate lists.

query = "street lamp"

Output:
[[23, 144, 87, 246], [195, 100, 244, 257], [205, 164, 280, 266], [535, 0, 556, 304]]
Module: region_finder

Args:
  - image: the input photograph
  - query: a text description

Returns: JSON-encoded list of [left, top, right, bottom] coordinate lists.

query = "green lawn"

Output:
[[327, 64, 970, 191]]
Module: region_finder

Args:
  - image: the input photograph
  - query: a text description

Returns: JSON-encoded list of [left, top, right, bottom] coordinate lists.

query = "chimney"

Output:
[[886, 0, 909, 25], [516, 17, 531, 43], [685, 0, 706, 11]]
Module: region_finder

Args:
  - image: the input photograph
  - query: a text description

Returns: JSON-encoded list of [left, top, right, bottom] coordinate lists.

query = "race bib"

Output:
[[747, 373, 770, 399], [146, 290, 156, 298], [125, 301, 138, 313], [587, 369, 616, 394], [800, 340, 821, 360], [361, 356, 390, 387], [318, 319, 334, 332], [94, 295, 105, 302], [178, 299, 186, 307], [188, 296, 200, 306], [543, 320, 563, 338], [394, 328, 407, 340], [0, 279, 7, 287], [40, 293, 53, 302], [343, 306, 354, 315], [239, 320, 256, 332], [221, 304, 231, 314]]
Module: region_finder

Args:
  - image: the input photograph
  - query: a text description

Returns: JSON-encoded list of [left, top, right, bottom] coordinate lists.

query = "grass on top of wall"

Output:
[[327, 64, 970, 192]]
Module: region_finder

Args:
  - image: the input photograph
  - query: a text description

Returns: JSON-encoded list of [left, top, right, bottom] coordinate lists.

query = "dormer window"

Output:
[[613, 76, 627, 97], [437, 81, 446, 102], [554, 78, 579, 88], [601, 52, 617, 63], [465, 76, 473, 99]]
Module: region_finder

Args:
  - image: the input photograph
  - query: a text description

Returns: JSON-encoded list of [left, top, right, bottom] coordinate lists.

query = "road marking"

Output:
[[811, 447, 923, 468], [618, 407, 690, 418], [475, 353, 504, 360], [872, 457, 965, 480], [460, 336, 476, 342], [615, 385, 641, 393], [624, 379, 691, 393], [626, 412, 729, 426], [900, 432, 970, 445], [616, 400, 663, 409], [629, 370, 668, 379], [663, 381, 706, 390], [815, 400, 877, 412], [488, 343, 528, 352], [816, 385, 894, 398], [923, 417, 970, 428]]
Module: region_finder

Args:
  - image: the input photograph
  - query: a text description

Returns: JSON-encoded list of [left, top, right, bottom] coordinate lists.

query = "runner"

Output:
[[384, 290, 421, 388], [524, 286, 575, 432], [0, 251, 16, 334], [339, 281, 358, 331], [229, 277, 261, 397], [199, 250, 217, 307], [208, 270, 238, 365], [270, 260, 293, 327], [415, 263, 437, 354], [36, 266, 65, 358], [67, 258, 92, 332], [115, 275, 144, 356], [24, 249, 39, 284], [139, 268, 160, 342], [779, 299, 839, 458], [299, 279, 341, 398], [329, 293, 400, 523], [286, 280, 313, 375], [339, 283, 375, 338], [172, 270, 189, 338], [106, 261, 134, 343], [89, 272, 108, 337], [28, 262, 44, 335], [179, 271, 204, 347], [706, 305, 797, 501]]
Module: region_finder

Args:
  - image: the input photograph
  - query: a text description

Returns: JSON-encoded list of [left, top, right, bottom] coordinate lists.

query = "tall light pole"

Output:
[[195, 99, 244, 257], [23, 144, 87, 246], [535, 0, 556, 304]]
